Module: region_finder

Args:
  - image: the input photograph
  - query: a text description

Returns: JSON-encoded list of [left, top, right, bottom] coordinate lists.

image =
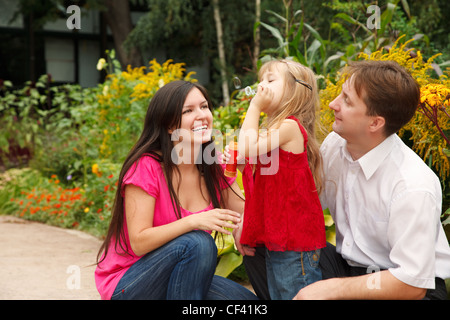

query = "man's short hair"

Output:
[[343, 60, 420, 136]]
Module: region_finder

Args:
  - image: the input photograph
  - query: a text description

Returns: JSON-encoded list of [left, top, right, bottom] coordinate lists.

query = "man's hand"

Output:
[[293, 278, 341, 300]]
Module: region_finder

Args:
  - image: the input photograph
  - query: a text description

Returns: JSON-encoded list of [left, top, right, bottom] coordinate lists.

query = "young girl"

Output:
[[237, 60, 326, 300], [95, 80, 256, 300]]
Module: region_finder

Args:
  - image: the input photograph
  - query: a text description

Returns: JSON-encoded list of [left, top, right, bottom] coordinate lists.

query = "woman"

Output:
[[95, 80, 256, 300]]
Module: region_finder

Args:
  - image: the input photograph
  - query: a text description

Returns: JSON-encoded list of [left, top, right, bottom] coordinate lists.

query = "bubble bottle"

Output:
[[224, 140, 239, 178]]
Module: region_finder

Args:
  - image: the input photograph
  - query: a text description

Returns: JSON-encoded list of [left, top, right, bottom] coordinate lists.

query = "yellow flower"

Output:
[[420, 84, 450, 107], [97, 58, 106, 71], [84, 207, 90, 213], [92, 164, 102, 177]]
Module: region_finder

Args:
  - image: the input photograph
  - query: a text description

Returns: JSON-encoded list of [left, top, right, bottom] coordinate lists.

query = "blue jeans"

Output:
[[111, 230, 257, 300], [265, 249, 322, 300]]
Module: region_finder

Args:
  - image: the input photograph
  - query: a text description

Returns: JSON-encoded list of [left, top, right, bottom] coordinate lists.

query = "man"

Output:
[[242, 60, 450, 299]]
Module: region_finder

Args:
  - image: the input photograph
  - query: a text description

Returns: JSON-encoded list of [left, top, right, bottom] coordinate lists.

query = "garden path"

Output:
[[0, 215, 101, 300]]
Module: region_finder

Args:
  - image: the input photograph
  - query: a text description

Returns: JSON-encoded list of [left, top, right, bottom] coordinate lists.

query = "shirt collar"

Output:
[[340, 134, 397, 180]]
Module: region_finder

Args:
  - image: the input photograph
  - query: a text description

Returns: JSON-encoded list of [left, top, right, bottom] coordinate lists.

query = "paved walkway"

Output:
[[0, 215, 102, 300]]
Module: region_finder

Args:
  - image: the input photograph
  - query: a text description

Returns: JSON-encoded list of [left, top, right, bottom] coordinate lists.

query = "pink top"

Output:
[[94, 154, 235, 300]]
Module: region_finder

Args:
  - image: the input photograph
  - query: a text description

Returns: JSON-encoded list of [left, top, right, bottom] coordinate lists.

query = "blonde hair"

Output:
[[258, 59, 323, 194]]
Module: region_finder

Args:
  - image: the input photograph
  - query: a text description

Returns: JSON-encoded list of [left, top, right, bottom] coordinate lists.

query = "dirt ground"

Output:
[[0, 215, 102, 300]]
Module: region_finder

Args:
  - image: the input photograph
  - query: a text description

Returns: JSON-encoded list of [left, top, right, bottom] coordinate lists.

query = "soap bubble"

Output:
[[233, 77, 241, 89], [244, 86, 256, 96], [232, 76, 256, 96]]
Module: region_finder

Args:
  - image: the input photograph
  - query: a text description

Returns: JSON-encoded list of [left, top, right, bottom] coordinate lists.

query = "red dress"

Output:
[[240, 116, 326, 252]]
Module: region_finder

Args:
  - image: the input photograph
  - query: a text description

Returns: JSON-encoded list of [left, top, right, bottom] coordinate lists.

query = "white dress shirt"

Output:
[[320, 131, 450, 289]]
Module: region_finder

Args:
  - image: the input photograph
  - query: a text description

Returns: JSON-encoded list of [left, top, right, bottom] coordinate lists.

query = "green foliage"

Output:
[[213, 89, 253, 133], [0, 75, 85, 161], [213, 232, 243, 278], [257, 1, 335, 78], [126, 0, 205, 55]]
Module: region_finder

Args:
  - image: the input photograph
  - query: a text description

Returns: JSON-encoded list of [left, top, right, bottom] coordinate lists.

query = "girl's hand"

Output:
[[250, 84, 274, 112], [233, 219, 256, 256], [222, 145, 245, 164], [186, 208, 241, 235]]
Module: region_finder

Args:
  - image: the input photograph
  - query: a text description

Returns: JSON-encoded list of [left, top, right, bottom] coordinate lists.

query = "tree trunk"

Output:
[[253, 0, 261, 69], [212, 0, 230, 106], [103, 0, 142, 68]]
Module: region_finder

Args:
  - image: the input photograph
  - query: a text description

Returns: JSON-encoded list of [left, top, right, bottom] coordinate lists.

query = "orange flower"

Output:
[[29, 207, 40, 215], [92, 164, 102, 177]]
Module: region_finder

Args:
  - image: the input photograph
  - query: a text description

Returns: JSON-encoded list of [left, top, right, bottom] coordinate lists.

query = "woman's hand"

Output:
[[185, 208, 241, 235]]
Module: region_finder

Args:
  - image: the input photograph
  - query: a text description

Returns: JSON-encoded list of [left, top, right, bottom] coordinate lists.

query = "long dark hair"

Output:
[[97, 80, 229, 263]]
